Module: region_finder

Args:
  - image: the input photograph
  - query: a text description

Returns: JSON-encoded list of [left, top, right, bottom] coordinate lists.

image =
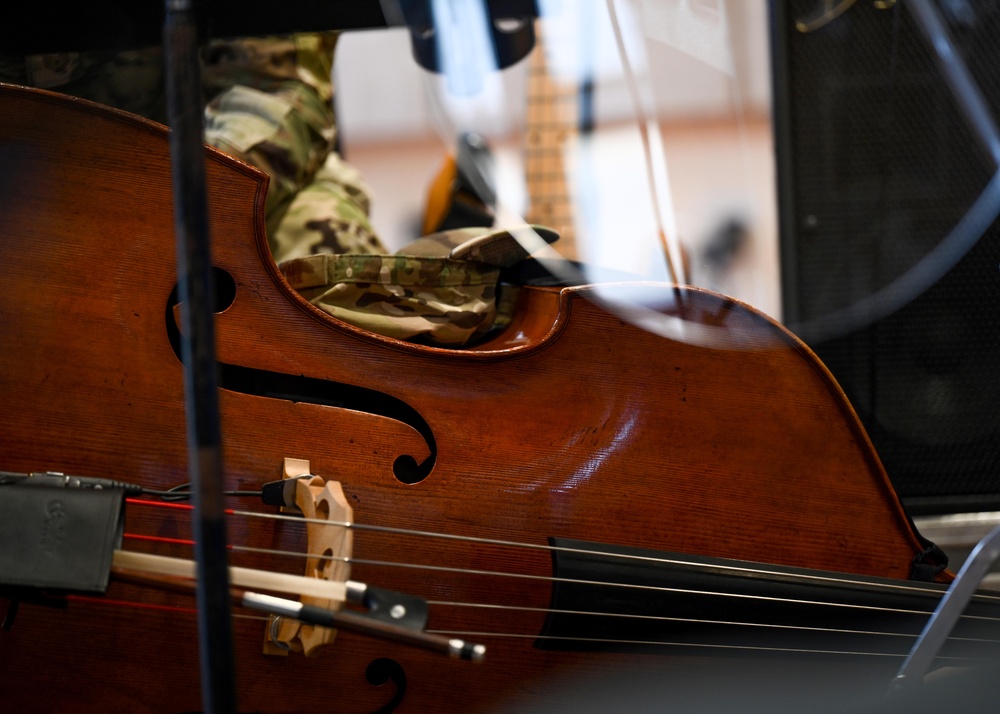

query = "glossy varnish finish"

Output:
[[0, 84, 938, 712]]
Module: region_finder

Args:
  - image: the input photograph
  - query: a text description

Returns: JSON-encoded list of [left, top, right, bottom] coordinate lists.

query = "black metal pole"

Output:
[[163, 1, 237, 711]]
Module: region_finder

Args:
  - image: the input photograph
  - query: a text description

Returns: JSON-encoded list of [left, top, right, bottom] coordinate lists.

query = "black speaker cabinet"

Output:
[[771, 0, 1000, 514]]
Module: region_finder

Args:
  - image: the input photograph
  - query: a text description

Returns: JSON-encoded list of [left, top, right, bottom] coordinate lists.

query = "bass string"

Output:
[[231, 508, 1000, 618], [423, 600, 1000, 646], [126, 499, 1000, 624], [127, 499, 957, 606], [425, 600, 922, 638], [56, 592, 1000, 662], [117, 539, 997, 644], [88, 546, 1000, 658], [427, 631, 994, 662], [123, 530, 952, 621]]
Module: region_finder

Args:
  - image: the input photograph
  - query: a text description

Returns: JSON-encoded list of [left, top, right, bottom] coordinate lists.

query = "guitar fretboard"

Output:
[[523, 21, 580, 261]]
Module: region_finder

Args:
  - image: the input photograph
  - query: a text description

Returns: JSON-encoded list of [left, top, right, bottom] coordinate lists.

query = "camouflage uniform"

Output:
[[199, 34, 384, 262], [280, 225, 558, 346], [0, 33, 381, 263], [0, 36, 557, 346]]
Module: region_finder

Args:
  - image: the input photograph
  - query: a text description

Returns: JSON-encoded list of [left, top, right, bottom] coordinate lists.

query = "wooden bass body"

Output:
[[0, 84, 954, 712]]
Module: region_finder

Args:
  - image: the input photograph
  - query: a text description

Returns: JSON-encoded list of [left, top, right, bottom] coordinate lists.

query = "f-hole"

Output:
[[164, 269, 437, 484], [365, 658, 407, 714]]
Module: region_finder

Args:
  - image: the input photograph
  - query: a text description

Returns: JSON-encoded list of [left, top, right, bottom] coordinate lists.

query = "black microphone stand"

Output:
[[162, 1, 236, 711]]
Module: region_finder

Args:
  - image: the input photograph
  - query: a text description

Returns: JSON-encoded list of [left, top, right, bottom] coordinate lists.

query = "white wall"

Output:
[[333, 0, 781, 319], [335, 1, 772, 141]]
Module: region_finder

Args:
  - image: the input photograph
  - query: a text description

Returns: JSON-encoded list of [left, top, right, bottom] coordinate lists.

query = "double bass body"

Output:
[[0, 84, 942, 712]]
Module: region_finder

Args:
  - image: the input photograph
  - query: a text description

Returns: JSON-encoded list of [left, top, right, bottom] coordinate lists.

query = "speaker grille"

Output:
[[773, 1, 1000, 513]]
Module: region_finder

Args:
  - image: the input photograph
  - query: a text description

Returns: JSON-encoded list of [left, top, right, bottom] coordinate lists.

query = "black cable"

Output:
[[142, 483, 263, 501], [0, 471, 262, 500]]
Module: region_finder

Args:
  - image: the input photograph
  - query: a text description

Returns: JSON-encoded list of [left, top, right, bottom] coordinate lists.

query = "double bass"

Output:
[[0, 83, 995, 712]]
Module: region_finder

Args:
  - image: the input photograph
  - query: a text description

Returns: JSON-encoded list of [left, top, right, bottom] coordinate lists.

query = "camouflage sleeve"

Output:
[[1, 34, 382, 263], [280, 253, 502, 347], [277, 226, 561, 347], [200, 32, 384, 262]]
